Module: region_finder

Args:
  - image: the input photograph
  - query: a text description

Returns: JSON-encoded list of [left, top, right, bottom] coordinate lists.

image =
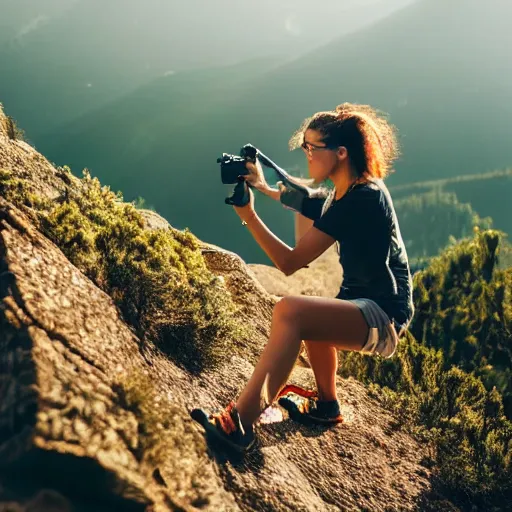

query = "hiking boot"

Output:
[[277, 385, 343, 425], [190, 401, 256, 453]]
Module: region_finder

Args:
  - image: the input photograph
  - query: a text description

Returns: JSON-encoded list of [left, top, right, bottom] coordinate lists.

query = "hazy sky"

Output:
[[0, 0, 418, 137], [2, 0, 417, 68]]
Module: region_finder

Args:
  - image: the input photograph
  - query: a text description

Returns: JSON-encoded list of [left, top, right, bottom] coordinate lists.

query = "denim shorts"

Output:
[[348, 298, 401, 358]]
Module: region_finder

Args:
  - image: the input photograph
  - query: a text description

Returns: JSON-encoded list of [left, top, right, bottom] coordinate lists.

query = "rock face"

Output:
[[1, 105, 433, 511], [0, 199, 235, 512]]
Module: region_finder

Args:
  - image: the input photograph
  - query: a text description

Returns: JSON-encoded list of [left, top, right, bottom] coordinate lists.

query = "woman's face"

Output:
[[301, 129, 343, 183]]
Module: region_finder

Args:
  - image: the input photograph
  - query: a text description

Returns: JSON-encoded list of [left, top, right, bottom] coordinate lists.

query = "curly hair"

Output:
[[289, 103, 400, 180]]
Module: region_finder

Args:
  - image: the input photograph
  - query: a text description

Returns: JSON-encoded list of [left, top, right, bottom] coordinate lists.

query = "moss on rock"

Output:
[[1, 168, 249, 372]]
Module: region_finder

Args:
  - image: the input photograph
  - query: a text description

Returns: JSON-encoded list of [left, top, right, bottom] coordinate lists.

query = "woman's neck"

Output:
[[332, 170, 360, 201]]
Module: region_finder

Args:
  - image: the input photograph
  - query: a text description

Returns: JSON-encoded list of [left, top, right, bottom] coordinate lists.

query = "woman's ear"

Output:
[[337, 146, 348, 161]]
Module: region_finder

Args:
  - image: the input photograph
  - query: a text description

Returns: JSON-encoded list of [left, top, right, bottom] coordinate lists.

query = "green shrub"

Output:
[[412, 229, 512, 413], [338, 230, 512, 509], [340, 334, 512, 508], [2, 168, 249, 372], [132, 195, 156, 211], [0, 168, 50, 210]]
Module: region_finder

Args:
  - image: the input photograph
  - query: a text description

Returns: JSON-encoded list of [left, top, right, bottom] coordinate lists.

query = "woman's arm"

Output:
[[244, 161, 328, 219], [239, 208, 335, 276], [257, 184, 281, 202], [295, 213, 314, 243], [243, 160, 282, 201]]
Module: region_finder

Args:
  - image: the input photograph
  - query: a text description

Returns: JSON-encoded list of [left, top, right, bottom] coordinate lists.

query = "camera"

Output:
[[217, 144, 258, 185], [217, 143, 306, 208]]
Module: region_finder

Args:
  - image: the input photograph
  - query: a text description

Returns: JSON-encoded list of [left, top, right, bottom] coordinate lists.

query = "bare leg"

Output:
[[235, 296, 368, 427], [235, 306, 302, 427], [295, 213, 339, 402], [303, 342, 338, 401]]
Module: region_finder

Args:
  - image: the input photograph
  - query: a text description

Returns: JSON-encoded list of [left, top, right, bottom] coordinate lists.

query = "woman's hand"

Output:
[[243, 159, 268, 191], [233, 186, 256, 222]]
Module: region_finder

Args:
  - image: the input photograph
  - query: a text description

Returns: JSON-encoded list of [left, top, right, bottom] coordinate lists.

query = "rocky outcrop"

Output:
[[1, 105, 433, 511], [0, 199, 235, 511]]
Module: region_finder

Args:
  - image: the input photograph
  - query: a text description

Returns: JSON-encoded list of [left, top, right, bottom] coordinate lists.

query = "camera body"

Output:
[[217, 143, 295, 207], [217, 144, 258, 184]]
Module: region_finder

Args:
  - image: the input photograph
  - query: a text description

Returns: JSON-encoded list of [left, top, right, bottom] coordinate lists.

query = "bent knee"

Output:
[[273, 296, 302, 322]]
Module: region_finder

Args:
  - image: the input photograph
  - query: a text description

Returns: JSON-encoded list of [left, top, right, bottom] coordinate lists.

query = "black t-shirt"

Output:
[[301, 180, 414, 331]]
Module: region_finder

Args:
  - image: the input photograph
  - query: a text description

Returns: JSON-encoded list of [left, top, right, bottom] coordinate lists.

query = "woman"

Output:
[[193, 103, 414, 452]]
